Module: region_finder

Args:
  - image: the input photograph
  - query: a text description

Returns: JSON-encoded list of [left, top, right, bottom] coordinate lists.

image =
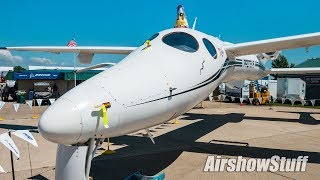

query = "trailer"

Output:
[[267, 80, 277, 98], [277, 78, 306, 100]]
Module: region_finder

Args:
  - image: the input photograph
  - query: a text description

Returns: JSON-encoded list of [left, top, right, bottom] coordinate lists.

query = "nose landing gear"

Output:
[[55, 138, 105, 180]]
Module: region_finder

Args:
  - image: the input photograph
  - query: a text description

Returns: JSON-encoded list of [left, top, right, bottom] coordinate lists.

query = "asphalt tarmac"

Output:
[[0, 101, 319, 180]]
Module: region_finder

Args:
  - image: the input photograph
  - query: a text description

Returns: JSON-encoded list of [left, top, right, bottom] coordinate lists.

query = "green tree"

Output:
[[271, 55, 295, 68], [272, 55, 290, 68], [289, 63, 295, 68], [13, 66, 26, 71]]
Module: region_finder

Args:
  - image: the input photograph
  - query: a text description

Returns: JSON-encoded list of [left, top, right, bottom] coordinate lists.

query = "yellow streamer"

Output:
[[142, 40, 151, 51], [145, 40, 151, 47], [101, 105, 108, 128]]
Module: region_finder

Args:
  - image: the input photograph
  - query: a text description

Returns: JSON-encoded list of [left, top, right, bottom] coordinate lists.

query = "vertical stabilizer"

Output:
[[174, 5, 189, 28]]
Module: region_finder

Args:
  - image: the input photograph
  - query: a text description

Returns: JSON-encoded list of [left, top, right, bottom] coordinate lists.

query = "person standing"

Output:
[[3, 84, 9, 101], [52, 83, 59, 98], [0, 85, 3, 101]]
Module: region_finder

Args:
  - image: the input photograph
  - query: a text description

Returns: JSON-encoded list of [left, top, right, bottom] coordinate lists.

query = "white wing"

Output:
[[266, 68, 320, 75], [0, 46, 137, 64], [0, 46, 136, 54], [224, 32, 320, 57]]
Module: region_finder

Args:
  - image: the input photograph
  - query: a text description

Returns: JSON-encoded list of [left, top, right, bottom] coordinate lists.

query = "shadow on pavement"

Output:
[[90, 112, 320, 179], [276, 111, 320, 125], [27, 174, 49, 180], [0, 124, 38, 131]]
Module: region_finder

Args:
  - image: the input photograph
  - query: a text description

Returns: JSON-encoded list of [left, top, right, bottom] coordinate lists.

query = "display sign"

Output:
[[13, 72, 61, 80]]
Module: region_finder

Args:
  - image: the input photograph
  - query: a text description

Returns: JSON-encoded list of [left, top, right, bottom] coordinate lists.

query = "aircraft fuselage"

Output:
[[38, 28, 266, 145]]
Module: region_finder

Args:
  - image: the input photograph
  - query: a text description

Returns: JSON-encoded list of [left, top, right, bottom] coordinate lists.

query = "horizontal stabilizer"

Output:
[[266, 68, 320, 74], [76, 63, 115, 73]]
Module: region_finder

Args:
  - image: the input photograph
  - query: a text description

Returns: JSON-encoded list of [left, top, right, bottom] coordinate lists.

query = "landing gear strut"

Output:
[[55, 138, 103, 180]]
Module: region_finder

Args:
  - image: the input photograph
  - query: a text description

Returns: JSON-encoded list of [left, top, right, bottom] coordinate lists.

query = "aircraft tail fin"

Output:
[[174, 5, 189, 28], [266, 68, 320, 75]]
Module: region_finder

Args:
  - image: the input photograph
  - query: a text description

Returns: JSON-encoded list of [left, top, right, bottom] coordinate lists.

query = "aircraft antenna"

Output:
[[192, 17, 197, 30]]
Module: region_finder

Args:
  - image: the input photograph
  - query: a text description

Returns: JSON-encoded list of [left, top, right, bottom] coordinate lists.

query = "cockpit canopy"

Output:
[[145, 30, 220, 59], [202, 38, 217, 59]]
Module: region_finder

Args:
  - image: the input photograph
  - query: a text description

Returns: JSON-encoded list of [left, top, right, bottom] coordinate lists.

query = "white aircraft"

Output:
[[2, 5, 320, 180]]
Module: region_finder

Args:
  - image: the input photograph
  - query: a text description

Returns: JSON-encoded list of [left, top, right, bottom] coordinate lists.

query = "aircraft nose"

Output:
[[38, 98, 82, 145]]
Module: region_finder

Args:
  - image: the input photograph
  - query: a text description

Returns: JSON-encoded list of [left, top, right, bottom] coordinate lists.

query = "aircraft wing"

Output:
[[266, 68, 320, 75], [0, 46, 137, 54], [0, 46, 137, 64], [224, 32, 320, 57]]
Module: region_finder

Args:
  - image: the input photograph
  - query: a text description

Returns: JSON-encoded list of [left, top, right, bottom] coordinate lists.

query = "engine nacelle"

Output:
[[258, 51, 281, 60]]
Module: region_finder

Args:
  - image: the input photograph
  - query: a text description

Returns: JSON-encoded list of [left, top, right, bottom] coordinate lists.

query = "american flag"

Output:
[[67, 39, 77, 47]]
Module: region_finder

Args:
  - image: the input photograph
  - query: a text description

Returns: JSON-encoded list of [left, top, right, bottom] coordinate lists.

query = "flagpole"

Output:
[[8, 131, 15, 180], [71, 34, 77, 88], [27, 142, 33, 177], [73, 52, 76, 87]]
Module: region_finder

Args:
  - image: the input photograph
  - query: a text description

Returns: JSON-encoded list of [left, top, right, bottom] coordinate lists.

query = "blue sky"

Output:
[[0, 0, 320, 68]]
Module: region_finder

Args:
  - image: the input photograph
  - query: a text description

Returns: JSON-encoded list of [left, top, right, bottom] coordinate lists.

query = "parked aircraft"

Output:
[[2, 5, 320, 180]]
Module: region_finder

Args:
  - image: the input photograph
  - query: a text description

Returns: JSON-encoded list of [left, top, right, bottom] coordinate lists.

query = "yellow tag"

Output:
[[101, 105, 108, 128], [142, 40, 151, 51], [145, 40, 151, 46]]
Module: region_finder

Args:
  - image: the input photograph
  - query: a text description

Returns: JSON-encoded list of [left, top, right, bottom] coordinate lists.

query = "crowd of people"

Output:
[[0, 82, 59, 102], [0, 84, 17, 101]]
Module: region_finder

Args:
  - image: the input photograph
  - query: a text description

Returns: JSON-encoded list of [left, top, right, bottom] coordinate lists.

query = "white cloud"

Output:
[[30, 57, 56, 65], [0, 50, 23, 65]]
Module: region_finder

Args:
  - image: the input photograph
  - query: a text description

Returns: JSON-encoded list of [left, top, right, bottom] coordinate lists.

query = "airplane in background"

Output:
[[2, 5, 320, 180]]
